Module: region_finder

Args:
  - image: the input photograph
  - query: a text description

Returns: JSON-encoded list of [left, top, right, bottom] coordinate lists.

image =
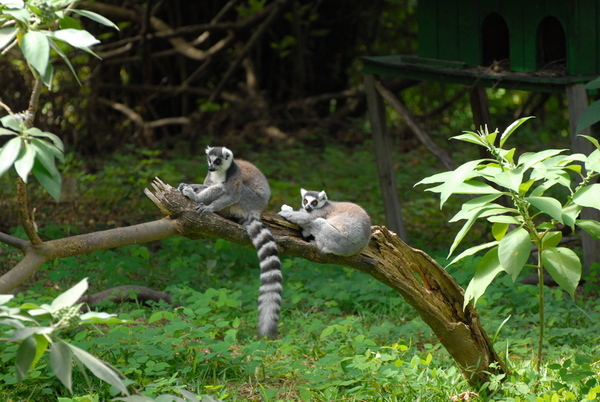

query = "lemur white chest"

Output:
[[208, 170, 227, 185]]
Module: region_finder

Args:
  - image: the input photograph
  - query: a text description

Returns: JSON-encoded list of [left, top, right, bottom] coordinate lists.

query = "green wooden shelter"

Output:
[[363, 0, 600, 267]]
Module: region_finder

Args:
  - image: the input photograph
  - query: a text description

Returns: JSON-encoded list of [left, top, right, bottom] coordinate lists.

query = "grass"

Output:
[[1, 142, 599, 401]]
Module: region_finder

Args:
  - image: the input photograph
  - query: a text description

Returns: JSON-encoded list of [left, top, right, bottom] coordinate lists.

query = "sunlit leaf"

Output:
[[0, 27, 18, 51], [541, 247, 581, 298], [451, 132, 486, 147], [446, 241, 498, 268], [518, 149, 567, 171], [493, 167, 524, 192], [51, 278, 89, 309], [487, 215, 521, 224], [8, 326, 53, 342], [573, 184, 600, 209], [498, 227, 530, 281], [0, 136, 22, 176], [69, 344, 130, 395], [437, 159, 485, 208], [499, 116, 535, 147], [463, 247, 503, 309], [21, 31, 50, 77], [541, 231, 562, 249], [492, 222, 509, 240], [576, 220, 600, 239], [51, 341, 73, 393], [585, 149, 600, 173], [25, 128, 64, 152], [31, 334, 49, 373], [579, 134, 600, 150], [526, 196, 564, 223], [14, 142, 36, 182], [69, 9, 119, 30]]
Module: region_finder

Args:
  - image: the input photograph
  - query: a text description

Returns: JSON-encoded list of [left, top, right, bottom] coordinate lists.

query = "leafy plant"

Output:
[[416, 117, 600, 370], [0, 278, 130, 395], [0, 0, 117, 200]]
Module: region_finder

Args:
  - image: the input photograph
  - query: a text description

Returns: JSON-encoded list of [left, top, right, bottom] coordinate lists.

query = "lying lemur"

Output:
[[279, 188, 371, 256]]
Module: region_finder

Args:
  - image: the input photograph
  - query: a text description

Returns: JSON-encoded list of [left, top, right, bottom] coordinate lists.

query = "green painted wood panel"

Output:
[[436, 0, 459, 60], [418, 0, 439, 59]]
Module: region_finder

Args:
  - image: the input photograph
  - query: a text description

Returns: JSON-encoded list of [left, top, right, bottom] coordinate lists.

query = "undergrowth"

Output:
[[1, 145, 599, 401]]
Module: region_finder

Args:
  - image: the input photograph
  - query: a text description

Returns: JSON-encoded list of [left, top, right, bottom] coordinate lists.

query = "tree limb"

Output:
[[0, 177, 505, 386]]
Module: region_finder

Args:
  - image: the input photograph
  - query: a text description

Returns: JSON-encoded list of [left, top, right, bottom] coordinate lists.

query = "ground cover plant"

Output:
[[1, 233, 599, 401]]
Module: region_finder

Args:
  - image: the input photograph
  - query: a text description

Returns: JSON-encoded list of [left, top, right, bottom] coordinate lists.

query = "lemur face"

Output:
[[205, 146, 233, 172], [300, 188, 328, 212]]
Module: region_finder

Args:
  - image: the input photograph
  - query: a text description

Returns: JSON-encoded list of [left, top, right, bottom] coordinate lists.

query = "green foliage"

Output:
[[417, 117, 600, 370], [0, 0, 116, 200], [0, 278, 130, 395]]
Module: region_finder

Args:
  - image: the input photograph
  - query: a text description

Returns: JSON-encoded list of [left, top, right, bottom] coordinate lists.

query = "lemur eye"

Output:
[[311, 201, 318, 206], [214, 160, 221, 165], [303, 200, 307, 204]]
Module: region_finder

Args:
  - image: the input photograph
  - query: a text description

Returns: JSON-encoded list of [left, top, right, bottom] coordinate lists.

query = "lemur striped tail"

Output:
[[244, 217, 282, 339]]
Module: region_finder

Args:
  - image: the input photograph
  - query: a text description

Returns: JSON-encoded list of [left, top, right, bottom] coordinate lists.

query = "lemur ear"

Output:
[[205, 146, 213, 155], [300, 188, 307, 197], [221, 147, 233, 160], [318, 191, 327, 201]]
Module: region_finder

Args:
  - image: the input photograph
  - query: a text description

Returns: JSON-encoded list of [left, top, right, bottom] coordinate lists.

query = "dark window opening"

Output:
[[537, 16, 567, 69], [482, 12, 510, 67]]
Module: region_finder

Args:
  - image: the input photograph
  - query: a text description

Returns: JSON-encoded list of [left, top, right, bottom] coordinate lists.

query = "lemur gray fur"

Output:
[[279, 188, 372, 256], [178, 146, 282, 339]]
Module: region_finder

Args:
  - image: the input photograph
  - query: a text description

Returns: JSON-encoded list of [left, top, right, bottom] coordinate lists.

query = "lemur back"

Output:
[[279, 189, 371, 256], [178, 146, 282, 339]]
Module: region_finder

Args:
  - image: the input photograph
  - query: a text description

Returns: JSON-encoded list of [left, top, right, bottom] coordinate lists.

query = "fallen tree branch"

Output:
[[0, 177, 506, 386], [144, 178, 506, 385]]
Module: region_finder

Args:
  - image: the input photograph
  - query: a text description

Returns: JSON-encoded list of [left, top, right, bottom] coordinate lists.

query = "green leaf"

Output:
[[446, 241, 498, 268], [579, 134, 600, 151], [69, 343, 129, 395], [30, 333, 48, 366], [435, 159, 485, 208], [15, 336, 36, 381], [541, 247, 581, 298], [576, 219, 600, 239], [493, 167, 524, 192], [487, 215, 521, 224], [541, 231, 562, 248], [463, 247, 503, 309], [69, 9, 119, 30], [4, 8, 30, 24], [51, 341, 73, 393], [0, 127, 17, 136], [526, 196, 564, 223], [8, 326, 53, 342], [51, 278, 89, 309], [576, 99, 600, 133], [31, 137, 64, 166], [32, 160, 62, 202], [499, 116, 535, 147], [498, 227, 530, 281], [26, 128, 65, 152], [0, 136, 22, 176], [450, 132, 486, 147], [573, 184, 600, 209], [585, 149, 600, 174], [492, 222, 509, 240], [0, 27, 18, 50], [21, 31, 50, 77], [518, 149, 567, 171], [14, 142, 36, 182], [48, 39, 81, 86], [1, 114, 26, 131], [48, 28, 100, 52]]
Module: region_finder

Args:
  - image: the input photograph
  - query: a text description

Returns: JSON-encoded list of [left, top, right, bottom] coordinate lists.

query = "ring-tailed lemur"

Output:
[[279, 188, 372, 256], [178, 146, 282, 339]]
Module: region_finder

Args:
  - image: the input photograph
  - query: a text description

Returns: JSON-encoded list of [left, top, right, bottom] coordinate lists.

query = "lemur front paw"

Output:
[[280, 204, 293, 212], [194, 203, 213, 214], [178, 183, 196, 200]]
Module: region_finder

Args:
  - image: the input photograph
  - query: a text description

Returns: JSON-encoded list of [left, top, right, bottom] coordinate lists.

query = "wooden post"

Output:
[[566, 83, 600, 270], [364, 74, 407, 240]]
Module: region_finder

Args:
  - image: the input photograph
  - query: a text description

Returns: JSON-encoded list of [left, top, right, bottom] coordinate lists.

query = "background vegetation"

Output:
[[1, 0, 599, 401]]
